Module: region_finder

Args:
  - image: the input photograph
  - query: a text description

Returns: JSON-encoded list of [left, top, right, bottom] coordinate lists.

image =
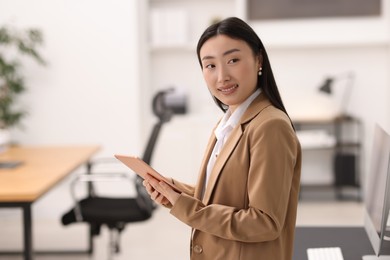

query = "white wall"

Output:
[[0, 0, 141, 158]]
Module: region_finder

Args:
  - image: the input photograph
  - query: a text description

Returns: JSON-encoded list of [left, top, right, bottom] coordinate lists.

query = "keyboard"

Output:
[[307, 247, 344, 260]]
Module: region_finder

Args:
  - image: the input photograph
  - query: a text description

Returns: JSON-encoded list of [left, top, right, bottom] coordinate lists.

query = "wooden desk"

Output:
[[0, 145, 100, 260]]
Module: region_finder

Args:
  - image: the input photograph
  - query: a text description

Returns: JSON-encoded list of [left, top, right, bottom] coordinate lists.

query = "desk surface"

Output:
[[0, 145, 100, 202]]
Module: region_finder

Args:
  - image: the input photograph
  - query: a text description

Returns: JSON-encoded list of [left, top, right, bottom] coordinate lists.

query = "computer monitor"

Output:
[[363, 124, 390, 260]]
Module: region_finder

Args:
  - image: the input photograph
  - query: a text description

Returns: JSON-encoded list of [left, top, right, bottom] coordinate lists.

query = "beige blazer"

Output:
[[170, 93, 302, 260]]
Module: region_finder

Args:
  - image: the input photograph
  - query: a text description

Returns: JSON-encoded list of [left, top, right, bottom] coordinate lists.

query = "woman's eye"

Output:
[[228, 58, 239, 64], [205, 64, 215, 69]]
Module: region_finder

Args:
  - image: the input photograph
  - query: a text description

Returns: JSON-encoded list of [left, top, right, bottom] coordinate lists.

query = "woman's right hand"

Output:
[[143, 176, 171, 206]]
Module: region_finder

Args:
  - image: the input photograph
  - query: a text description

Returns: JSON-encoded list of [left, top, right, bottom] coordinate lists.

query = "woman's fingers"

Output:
[[158, 181, 180, 205], [151, 189, 160, 200], [153, 191, 167, 204], [143, 174, 179, 205], [143, 176, 169, 205], [143, 180, 155, 195]]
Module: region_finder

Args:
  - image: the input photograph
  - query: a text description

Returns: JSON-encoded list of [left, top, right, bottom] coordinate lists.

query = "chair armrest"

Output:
[[69, 172, 135, 222], [89, 157, 119, 166], [74, 172, 132, 182]]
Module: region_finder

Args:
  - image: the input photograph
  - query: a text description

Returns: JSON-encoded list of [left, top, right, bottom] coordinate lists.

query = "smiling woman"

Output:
[[143, 17, 302, 260]]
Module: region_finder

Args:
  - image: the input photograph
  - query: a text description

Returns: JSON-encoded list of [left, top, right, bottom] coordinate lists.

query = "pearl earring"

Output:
[[258, 67, 262, 76]]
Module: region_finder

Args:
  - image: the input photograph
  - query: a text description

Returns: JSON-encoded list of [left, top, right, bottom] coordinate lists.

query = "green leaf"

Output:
[[0, 25, 45, 128]]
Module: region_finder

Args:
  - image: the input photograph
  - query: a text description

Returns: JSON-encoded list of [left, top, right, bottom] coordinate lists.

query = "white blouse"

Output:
[[203, 89, 261, 195]]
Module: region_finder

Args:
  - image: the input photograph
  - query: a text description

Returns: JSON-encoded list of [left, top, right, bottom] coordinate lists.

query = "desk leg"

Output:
[[86, 161, 94, 255], [22, 204, 33, 260]]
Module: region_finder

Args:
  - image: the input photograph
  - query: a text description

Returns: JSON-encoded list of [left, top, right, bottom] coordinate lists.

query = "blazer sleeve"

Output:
[[171, 178, 196, 197], [170, 114, 300, 242]]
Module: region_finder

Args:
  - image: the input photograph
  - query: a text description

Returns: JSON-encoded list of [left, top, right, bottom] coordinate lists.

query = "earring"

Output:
[[258, 67, 262, 76]]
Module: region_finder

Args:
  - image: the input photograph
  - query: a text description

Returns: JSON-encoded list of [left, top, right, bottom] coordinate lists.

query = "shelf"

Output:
[[296, 129, 336, 149], [301, 146, 335, 151], [293, 115, 359, 125], [335, 142, 361, 148]]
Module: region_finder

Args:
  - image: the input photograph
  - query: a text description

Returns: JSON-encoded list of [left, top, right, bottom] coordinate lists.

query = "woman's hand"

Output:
[[143, 174, 180, 206]]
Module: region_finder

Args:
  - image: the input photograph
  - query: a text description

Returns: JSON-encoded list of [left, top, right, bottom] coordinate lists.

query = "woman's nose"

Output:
[[217, 66, 230, 83]]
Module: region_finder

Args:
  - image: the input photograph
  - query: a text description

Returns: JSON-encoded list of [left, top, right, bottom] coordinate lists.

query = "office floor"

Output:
[[0, 199, 364, 260]]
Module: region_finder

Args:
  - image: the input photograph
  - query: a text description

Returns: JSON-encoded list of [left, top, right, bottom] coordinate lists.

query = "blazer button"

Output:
[[193, 245, 203, 254]]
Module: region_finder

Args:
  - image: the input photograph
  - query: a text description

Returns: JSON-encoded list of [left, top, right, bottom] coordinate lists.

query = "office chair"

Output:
[[61, 88, 187, 259]]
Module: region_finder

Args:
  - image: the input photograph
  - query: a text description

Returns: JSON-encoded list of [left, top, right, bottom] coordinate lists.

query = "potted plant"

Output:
[[0, 25, 45, 148]]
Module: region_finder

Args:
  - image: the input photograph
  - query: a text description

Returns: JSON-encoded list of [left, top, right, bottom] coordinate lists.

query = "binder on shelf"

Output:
[[150, 8, 189, 47]]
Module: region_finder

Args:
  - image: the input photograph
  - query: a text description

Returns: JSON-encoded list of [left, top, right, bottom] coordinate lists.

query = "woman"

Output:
[[144, 17, 301, 260]]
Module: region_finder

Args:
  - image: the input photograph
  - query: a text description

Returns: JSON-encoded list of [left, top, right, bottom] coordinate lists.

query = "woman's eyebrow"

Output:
[[223, 48, 240, 56], [201, 48, 241, 61]]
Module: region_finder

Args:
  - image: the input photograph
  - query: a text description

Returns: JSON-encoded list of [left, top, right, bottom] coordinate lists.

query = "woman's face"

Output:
[[199, 34, 261, 112]]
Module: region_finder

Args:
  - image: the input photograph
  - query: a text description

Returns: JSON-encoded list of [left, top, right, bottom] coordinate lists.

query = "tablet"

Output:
[[114, 154, 181, 192]]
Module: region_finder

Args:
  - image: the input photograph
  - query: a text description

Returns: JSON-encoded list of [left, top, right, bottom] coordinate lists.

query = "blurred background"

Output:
[[0, 0, 389, 259]]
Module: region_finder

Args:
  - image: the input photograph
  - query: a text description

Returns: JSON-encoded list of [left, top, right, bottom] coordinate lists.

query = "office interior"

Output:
[[0, 0, 390, 259]]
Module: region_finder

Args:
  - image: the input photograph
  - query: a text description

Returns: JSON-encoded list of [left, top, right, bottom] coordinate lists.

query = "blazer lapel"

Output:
[[202, 125, 243, 204], [194, 129, 217, 199], [200, 93, 273, 204]]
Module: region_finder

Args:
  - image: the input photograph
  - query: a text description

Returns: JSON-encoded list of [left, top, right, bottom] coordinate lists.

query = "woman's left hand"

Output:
[[143, 174, 181, 206]]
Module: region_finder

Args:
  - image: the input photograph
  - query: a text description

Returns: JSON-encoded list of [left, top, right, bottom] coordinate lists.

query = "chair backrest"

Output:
[[136, 89, 187, 212], [142, 89, 176, 165], [134, 175, 155, 216]]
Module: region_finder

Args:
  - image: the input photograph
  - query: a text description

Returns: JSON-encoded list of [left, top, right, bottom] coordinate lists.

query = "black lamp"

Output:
[[318, 72, 355, 120]]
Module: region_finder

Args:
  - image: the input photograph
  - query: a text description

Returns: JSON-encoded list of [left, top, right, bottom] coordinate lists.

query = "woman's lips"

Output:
[[218, 84, 238, 93]]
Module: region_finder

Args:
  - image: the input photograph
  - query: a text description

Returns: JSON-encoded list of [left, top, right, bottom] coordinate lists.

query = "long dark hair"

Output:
[[197, 17, 292, 122]]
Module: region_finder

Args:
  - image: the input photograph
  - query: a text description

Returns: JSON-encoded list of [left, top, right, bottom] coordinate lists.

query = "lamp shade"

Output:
[[317, 72, 355, 118], [319, 78, 333, 94]]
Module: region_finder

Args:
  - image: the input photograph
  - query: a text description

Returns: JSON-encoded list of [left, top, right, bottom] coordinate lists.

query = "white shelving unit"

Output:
[[294, 117, 362, 200]]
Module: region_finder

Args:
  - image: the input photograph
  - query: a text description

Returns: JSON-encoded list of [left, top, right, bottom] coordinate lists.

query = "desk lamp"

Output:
[[319, 72, 355, 120]]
